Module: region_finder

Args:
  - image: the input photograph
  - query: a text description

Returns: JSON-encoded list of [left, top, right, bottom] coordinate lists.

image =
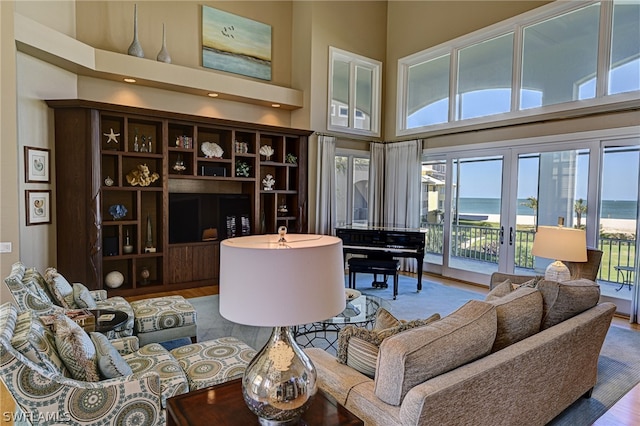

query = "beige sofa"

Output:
[[306, 279, 616, 426]]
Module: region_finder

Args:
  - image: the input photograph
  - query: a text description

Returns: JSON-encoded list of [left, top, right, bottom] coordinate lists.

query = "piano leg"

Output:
[[416, 257, 423, 292]]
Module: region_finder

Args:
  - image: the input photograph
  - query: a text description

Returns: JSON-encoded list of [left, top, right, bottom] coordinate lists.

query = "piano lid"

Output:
[[336, 224, 427, 233]]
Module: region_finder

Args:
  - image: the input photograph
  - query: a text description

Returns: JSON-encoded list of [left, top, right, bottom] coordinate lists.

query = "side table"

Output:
[[166, 378, 363, 426], [89, 309, 129, 334]]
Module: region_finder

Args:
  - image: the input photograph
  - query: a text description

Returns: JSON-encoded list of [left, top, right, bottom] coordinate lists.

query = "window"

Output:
[[521, 3, 600, 109], [329, 47, 381, 137], [457, 33, 514, 120], [336, 150, 370, 227], [398, 1, 640, 135]]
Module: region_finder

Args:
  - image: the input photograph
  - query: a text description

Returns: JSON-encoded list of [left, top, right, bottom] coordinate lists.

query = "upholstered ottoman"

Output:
[[170, 336, 256, 390], [130, 295, 197, 346]]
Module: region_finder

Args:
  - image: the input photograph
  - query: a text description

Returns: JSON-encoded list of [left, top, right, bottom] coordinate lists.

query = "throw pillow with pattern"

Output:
[[44, 267, 76, 308], [337, 312, 441, 377], [53, 313, 99, 381], [73, 283, 97, 309], [90, 332, 133, 379]]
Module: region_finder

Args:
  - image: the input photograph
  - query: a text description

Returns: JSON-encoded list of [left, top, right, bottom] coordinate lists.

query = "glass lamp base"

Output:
[[544, 260, 571, 282], [242, 326, 317, 425]]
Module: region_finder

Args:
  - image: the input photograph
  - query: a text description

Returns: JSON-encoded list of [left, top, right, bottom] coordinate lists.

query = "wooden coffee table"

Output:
[[166, 378, 363, 426]]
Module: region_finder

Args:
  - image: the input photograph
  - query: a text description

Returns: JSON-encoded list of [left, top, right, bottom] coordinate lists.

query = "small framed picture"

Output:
[[24, 146, 50, 183], [25, 190, 52, 226]]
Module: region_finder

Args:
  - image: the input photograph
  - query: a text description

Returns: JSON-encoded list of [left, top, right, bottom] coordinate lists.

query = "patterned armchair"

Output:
[[0, 303, 165, 425], [0, 302, 256, 425], [4, 262, 134, 340], [4, 262, 197, 345]]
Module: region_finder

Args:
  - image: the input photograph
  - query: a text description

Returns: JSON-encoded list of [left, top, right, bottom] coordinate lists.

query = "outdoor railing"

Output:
[[423, 223, 636, 286]]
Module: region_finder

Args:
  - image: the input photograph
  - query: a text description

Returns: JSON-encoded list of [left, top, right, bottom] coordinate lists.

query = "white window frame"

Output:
[[397, 0, 639, 137], [328, 47, 382, 137]]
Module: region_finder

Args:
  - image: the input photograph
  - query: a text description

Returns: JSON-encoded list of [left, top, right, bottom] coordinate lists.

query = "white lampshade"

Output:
[[219, 233, 346, 326], [531, 226, 587, 262], [531, 226, 587, 281]]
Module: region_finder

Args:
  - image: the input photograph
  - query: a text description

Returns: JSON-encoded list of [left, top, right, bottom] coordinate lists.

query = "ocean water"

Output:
[[458, 198, 638, 220]]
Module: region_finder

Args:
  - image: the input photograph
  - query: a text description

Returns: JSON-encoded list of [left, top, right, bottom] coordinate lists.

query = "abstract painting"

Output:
[[202, 6, 272, 81]]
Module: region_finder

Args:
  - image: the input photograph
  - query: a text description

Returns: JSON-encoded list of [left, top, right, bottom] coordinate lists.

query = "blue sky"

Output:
[[458, 149, 640, 201]]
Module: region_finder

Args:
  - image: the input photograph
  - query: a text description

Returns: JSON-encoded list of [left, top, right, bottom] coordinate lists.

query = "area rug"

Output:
[[186, 274, 640, 425]]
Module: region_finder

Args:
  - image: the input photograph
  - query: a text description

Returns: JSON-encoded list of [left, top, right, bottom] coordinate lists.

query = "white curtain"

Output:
[[315, 135, 337, 235], [383, 140, 422, 272], [368, 142, 385, 226]]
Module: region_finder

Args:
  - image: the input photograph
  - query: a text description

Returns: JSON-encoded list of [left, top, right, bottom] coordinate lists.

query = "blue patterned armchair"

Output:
[[4, 262, 197, 345]]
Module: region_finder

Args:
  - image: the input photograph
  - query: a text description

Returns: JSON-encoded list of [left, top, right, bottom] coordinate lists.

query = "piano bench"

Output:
[[348, 258, 401, 300]]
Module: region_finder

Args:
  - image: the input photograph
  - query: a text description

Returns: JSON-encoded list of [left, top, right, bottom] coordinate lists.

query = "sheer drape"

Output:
[[382, 140, 422, 272], [368, 142, 385, 226], [315, 135, 337, 235]]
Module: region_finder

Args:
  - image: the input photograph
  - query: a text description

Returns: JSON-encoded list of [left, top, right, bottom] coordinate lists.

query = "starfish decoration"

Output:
[[103, 128, 120, 144]]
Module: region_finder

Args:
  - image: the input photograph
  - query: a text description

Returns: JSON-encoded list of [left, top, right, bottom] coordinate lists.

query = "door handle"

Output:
[[509, 227, 514, 246], [500, 226, 504, 245]]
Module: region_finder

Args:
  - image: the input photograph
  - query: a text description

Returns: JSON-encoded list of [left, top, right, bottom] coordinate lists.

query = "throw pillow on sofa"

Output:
[[53, 313, 100, 382], [485, 279, 513, 300], [485, 286, 543, 352], [373, 307, 402, 330], [537, 278, 600, 329], [44, 267, 75, 308], [374, 300, 497, 406], [90, 332, 133, 379], [336, 313, 441, 378], [73, 283, 97, 309]]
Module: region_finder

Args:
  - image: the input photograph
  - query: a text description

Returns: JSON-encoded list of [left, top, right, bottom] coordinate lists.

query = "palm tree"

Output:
[[574, 198, 587, 228], [520, 196, 538, 228]]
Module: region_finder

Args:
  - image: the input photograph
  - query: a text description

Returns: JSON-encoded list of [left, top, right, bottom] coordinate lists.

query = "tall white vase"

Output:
[[157, 23, 171, 63], [128, 4, 144, 58]]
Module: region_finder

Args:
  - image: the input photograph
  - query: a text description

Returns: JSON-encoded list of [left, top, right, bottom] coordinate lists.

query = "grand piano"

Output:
[[336, 225, 427, 291]]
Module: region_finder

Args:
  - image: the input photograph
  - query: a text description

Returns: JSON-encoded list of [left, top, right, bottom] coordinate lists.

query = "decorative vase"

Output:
[[128, 4, 144, 58], [157, 23, 171, 63]]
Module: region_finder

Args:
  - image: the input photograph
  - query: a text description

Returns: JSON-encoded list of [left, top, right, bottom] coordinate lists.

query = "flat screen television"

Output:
[[168, 193, 251, 244]]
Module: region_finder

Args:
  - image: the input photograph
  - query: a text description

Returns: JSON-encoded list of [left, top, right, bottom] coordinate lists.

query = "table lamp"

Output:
[[219, 227, 346, 425], [531, 223, 587, 281]]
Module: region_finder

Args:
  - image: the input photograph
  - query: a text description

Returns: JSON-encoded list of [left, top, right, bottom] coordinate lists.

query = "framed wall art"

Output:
[[25, 190, 52, 226], [24, 146, 50, 183], [202, 5, 272, 81]]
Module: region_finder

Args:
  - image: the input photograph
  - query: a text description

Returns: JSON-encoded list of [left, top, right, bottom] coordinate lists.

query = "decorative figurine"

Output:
[[108, 204, 127, 220], [260, 145, 275, 161], [103, 128, 120, 144], [262, 174, 275, 190], [201, 141, 223, 158], [126, 164, 159, 186]]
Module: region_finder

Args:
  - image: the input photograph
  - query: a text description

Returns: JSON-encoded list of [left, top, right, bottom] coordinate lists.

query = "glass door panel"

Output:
[[421, 160, 447, 266], [512, 149, 590, 276], [598, 143, 639, 301], [448, 155, 505, 280]]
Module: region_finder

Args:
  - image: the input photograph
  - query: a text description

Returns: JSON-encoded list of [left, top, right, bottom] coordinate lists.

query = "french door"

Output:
[[423, 133, 639, 317]]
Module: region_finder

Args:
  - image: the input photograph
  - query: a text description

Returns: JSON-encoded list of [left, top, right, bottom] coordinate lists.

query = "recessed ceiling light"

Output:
[[271, 104, 281, 108], [124, 78, 136, 83], [208, 93, 219, 98]]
